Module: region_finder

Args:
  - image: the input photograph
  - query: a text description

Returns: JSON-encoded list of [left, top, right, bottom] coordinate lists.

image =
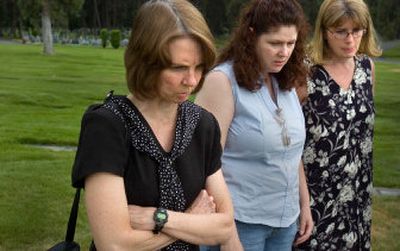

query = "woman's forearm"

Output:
[[128, 204, 233, 246], [299, 161, 310, 208], [162, 210, 233, 245], [85, 173, 178, 251], [129, 172, 234, 246]]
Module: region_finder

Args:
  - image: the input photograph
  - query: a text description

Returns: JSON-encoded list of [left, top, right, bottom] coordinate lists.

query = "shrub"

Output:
[[30, 27, 39, 37], [100, 28, 108, 48], [13, 29, 21, 39], [110, 29, 121, 49], [2, 29, 10, 39]]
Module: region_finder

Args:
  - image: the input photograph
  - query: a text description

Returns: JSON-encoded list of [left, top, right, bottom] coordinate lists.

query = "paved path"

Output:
[[0, 38, 22, 44], [375, 58, 400, 64], [376, 40, 400, 64], [381, 39, 400, 50], [374, 187, 400, 197]]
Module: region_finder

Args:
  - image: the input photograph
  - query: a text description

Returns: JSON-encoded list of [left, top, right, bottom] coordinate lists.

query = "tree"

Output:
[[41, 0, 53, 54], [16, 0, 84, 55], [298, 0, 324, 30], [92, 0, 101, 28], [223, 0, 248, 32], [204, 0, 227, 35], [366, 0, 400, 40], [2, 0, 398, 42]]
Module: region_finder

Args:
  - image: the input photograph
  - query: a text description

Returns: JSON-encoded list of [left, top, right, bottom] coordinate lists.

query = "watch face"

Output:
[[153, 208, 168, 234], [156, 212, 167, 221], [154, 208, 168, 223]]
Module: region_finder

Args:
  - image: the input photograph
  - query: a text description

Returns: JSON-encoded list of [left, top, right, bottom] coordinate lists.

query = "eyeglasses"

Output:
[[275, 108, 291, 147], [327, 28, 367, 40]]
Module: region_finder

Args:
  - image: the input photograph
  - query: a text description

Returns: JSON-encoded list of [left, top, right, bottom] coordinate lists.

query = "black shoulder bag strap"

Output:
[[48, 188, 81, 251], [65, 188, 81, 243]]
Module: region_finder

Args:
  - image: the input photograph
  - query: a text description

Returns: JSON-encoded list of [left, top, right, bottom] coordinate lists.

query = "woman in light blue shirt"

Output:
[[195, 0, 313, 250]]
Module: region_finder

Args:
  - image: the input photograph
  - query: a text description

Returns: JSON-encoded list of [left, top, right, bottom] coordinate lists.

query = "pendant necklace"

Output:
[[261, 78, 291, 147]]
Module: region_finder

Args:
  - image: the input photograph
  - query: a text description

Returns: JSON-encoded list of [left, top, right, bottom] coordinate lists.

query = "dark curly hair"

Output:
[[218, 0, 309, 91]]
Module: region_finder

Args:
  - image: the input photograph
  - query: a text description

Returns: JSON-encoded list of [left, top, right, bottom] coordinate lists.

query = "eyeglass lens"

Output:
[[331, 29, 365, 39]]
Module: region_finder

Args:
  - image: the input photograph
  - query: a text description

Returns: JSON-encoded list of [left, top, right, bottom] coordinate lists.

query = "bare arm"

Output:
[[370, 58, 376, 96], [164, 169, 234, 245], [195, 71, 235, 147], [294, 161, 314, 246], [220, 224, 243, 251], [195, 71, 244, 250], [85, 172, 175, 251], [128, 170, 234, 245]]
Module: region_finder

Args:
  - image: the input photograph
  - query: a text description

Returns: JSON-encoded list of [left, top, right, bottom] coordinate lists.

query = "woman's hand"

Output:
[[294, 205, 314, 246], [220, 224, 244, 251], [221, 237, 243, 251], [186, 189, 216, 214], [295, 161, 314, 246]]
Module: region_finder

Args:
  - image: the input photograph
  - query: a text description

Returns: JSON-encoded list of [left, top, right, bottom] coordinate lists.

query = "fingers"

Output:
[[198, 189, 216, 213], [187, 189, 216, 214], [294, 219, 313, 246], [298, 218, 306, 235], [203, 190, 216, 213], [294, 231, 310, 245]]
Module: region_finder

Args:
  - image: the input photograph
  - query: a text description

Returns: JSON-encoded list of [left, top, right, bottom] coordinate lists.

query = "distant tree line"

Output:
[[1, 0, 399, 41]]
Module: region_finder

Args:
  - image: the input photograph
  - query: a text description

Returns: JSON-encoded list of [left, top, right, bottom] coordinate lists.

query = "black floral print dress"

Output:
[[298, 55, 374, 251]]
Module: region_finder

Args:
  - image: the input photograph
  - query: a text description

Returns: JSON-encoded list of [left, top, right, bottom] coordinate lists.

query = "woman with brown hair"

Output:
[[195, 0, 313, 250], [71, 0, 234, 250]]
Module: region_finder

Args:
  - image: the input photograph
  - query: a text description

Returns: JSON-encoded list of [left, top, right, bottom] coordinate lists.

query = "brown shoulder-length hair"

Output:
[[218, 0, 309, 91], [124, 0, 216, 100]]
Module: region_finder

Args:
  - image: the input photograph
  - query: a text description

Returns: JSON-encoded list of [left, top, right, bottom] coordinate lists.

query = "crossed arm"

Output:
[[84, 169, 234, 251]]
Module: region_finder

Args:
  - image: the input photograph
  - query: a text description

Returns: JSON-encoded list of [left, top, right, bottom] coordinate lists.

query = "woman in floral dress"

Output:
[[297, 0, 381, 250]]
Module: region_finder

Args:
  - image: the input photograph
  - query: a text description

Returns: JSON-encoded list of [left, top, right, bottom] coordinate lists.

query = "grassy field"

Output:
[[374, 63, 400, 188], [0, 43, 399, 250]]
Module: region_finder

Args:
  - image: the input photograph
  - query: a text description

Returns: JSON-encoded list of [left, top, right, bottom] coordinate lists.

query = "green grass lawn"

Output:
[[0, 43, 399, 250], [374, 62, 400, 188]]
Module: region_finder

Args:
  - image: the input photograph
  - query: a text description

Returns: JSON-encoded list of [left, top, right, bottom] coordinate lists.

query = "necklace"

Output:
[[275, 107, 291, 147], [261, 77, 291, 147]]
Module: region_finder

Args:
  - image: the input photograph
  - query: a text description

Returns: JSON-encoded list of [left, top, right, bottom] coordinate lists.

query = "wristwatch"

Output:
[[153, 208, 168, 234]]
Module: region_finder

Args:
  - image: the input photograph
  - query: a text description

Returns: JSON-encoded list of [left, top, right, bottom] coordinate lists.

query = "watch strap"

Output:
[[153, 208, 168, 234]]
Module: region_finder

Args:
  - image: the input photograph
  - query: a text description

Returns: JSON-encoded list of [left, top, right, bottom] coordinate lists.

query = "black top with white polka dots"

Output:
[[72, 96, 222, 250]]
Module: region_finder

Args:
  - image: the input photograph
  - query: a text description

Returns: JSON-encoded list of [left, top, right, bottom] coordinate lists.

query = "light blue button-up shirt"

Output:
[[214, 62, 305, 227]]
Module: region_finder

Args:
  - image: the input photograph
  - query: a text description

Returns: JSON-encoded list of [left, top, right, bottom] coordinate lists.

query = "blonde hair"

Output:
[[308, 0, 382, 65], [124, 0, 216, 99]]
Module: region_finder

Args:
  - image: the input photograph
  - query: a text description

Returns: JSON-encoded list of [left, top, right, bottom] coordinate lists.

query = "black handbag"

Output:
[[48, 188, 81, 251]]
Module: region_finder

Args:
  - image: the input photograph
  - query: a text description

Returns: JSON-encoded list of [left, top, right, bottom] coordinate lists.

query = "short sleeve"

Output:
[[204, 111, 222, 177], [71, 106, 128, 188]]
